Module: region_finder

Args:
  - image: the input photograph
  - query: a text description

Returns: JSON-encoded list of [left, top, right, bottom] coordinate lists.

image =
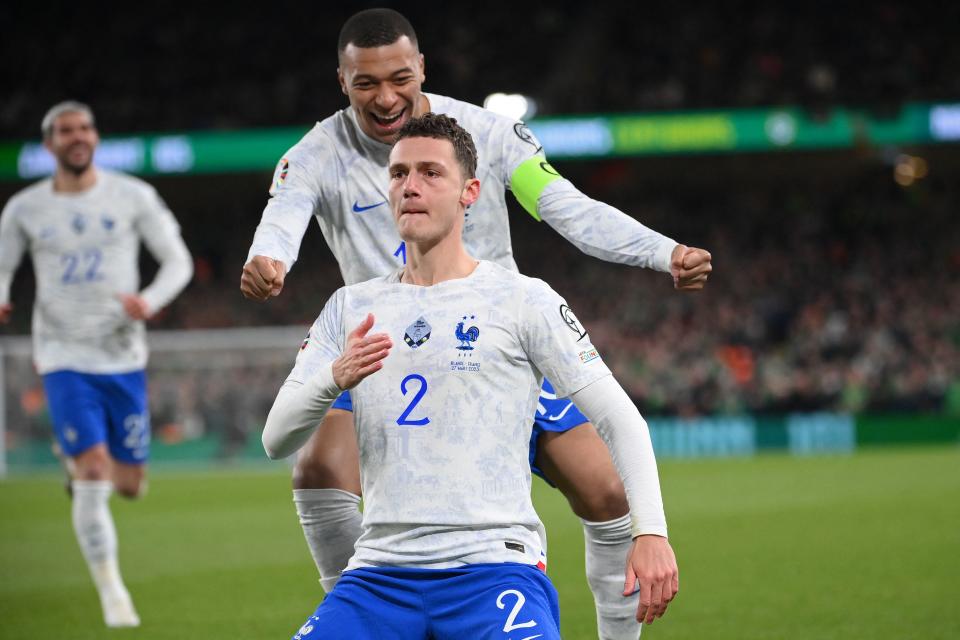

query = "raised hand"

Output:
[[332, 313, 392, 389], [240, 255, 287, 301], [670, 244, 713, 291]]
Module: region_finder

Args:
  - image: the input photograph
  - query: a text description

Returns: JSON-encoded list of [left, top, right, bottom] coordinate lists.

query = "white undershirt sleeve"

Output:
[[0, 201, 27, 305], [569, 374, 668, 538], [538, 179, 677, 273], [262, 362, 342, 459], [136, 190, 193, 313]]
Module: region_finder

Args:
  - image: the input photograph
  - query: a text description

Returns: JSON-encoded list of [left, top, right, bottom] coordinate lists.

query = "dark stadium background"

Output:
[[1, 4, 958, 639]]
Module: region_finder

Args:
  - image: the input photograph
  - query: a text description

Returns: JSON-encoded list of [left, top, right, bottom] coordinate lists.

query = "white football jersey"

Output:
[[247, 93, 676, 286], [287, 261, 611, 569], [0, 170, 192, 374]]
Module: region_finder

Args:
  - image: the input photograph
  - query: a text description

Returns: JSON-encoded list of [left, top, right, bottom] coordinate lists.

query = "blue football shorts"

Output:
[[42, 369, 150, 464], [329, 377, 588, 484], [291, 562, 560, 640]]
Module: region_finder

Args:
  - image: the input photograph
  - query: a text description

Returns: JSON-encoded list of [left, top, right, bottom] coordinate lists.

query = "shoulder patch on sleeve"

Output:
[[269, 158, 290, 196], [513, 122, 543, 152]]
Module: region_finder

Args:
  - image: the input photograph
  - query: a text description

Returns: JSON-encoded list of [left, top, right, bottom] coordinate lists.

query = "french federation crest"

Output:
[[404, 317, 432, 349], [455, 315, 480, 350]]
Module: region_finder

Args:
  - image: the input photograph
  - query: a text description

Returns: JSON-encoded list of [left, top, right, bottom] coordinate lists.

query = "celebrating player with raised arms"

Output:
[[243, 9, 708, 638], [0, 101, 193, 627], [263, 113, 678, 639]]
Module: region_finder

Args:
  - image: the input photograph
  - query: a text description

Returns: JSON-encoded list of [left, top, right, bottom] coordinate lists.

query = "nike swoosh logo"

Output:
[[519, 635, 543, 640], [352, 200, 387, 213]]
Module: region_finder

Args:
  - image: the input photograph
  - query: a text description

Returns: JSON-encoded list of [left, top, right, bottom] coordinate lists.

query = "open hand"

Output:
[[332, 313, 392, 389], [623, 534, 679, 625]]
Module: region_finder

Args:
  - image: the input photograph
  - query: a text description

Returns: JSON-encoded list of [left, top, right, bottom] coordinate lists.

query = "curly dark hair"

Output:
[[338, 8, 418, 54], [394, 113, 478, 179]]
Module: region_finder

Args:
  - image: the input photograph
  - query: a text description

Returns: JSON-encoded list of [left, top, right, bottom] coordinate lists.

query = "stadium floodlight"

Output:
[[483, 93, 537, 121]]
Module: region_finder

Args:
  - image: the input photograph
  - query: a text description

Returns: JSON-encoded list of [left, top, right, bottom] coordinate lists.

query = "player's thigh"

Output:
[[432, 564, 560, 640], [292, 400, 361, 494], [42, 371, 110, 462], [100, 370, 151, 466], [534, 422, 629, 521], [290, 570, 426, 640]]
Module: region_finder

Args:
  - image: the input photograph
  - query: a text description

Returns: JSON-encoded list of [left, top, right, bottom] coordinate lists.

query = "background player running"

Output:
[[0, 101, 193, 628]]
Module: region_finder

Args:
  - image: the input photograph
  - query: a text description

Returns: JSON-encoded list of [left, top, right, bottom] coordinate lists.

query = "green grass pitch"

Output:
[[1, 446, 958, 639]]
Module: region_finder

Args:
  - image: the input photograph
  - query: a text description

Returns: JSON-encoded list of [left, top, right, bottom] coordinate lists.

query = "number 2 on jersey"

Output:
[[396, 373, 429, 426]]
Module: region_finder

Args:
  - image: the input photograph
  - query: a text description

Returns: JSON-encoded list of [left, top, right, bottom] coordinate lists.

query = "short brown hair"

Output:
[[394, 113, 478, 179]]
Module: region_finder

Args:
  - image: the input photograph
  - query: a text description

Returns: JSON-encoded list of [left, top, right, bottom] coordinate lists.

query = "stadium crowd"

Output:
[[3, 3, 959, 138], [1, 4, 957, 426], [7, 162, 954, 419]]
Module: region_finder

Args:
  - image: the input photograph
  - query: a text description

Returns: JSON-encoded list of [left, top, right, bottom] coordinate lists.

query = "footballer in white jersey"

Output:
[[264, 113, 677, 639], [0, 102, 192, 629], [285, 262, 615, 570], [0, 169, 192, 374], [247, 91, 680, 286], [246, 9, 702, 639]]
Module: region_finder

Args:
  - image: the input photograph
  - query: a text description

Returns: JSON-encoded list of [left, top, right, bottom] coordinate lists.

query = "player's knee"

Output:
[[72, 450, 111, 481], [114, 471, 146, 499], [114, 483, 141, 499], [114, 477, 146, 499], [572, 475, 629, 521], [292, 455, 350, 491]]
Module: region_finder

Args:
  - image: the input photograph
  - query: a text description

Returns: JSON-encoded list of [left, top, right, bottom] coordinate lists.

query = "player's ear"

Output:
[[460, 178, 480, 208], [419, 53, 426, 84], [337, 67, 348, 96]]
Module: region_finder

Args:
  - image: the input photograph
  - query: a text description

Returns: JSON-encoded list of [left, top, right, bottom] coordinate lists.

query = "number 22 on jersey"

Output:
[[61, 248, 104, 284]]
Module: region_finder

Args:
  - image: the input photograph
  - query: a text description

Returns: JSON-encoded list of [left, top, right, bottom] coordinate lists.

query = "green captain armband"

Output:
[[509, 156, 564, 221]]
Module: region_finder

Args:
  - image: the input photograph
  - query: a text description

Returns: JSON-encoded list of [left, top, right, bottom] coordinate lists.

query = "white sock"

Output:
[[293, 488, 362, 593], [583, 514, 642, 640], [72, 480, 138, 623]]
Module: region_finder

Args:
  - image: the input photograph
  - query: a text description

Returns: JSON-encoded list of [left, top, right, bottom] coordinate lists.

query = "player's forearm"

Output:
[[262, 363, 342, 459], [538, 180, 677, 272], [245, 197, 315, 270], [570, 375, 668, 538], [140, 238, 193, 313]]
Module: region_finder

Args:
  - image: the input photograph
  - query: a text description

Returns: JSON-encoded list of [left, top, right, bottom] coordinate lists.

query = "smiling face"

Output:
[[44, 110, 99, 175], [338, 36, 427, 144], [388, 136, 479, 247]]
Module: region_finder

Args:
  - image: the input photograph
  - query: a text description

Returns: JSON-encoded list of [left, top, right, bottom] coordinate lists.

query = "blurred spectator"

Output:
[[8, 158, 954, 418]]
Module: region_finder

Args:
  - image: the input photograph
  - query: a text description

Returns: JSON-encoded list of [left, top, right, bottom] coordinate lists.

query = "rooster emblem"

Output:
[[455, 315, 480, 350]]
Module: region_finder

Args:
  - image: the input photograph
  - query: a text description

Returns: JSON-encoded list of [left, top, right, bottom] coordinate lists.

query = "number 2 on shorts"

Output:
[[496, 589, 538, 633]]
